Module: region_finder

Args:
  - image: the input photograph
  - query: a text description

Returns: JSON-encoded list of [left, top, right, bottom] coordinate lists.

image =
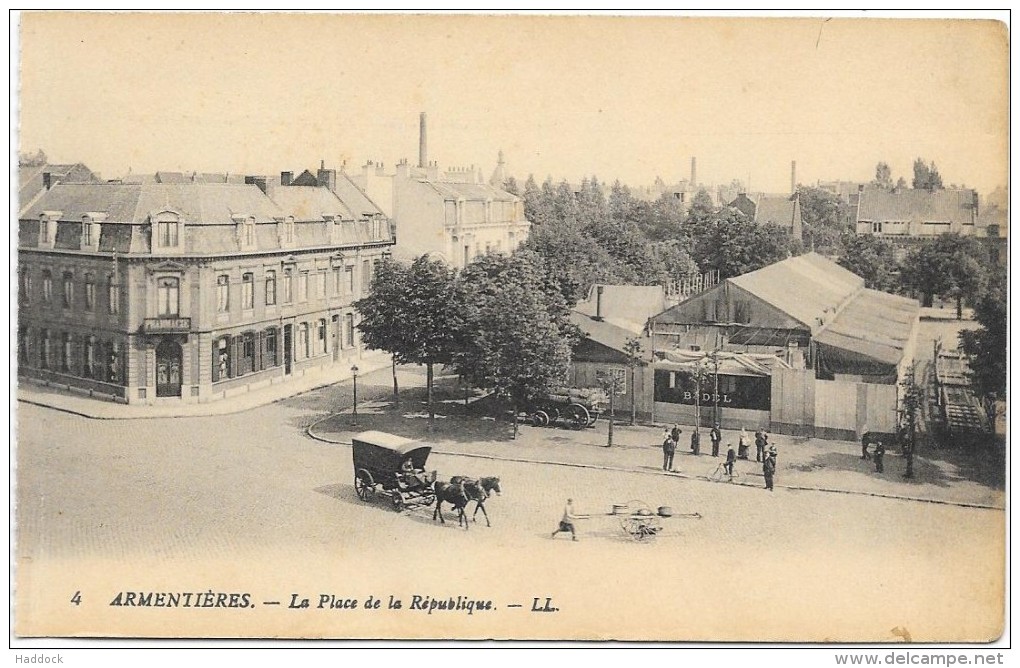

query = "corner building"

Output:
[[17, 172, 394, 404]]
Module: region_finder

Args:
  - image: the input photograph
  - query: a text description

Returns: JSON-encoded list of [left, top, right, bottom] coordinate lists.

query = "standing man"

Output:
[[763, 449, 776, 491], [671, 423, 682, 447], [551, 498, 579, 541], [710, 423, 722, 457], [724, 443, 736, 478], [662, 430, 677, 472], [873, 441, 885, 473], [860, 433, 871, 460], [755, 428, 766, 462]]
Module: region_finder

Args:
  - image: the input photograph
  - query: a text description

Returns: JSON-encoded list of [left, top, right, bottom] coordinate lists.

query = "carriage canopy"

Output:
[[352, 430, 432, 474]]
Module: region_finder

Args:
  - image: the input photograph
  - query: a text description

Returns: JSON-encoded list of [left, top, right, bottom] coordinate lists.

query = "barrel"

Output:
[[658, 506, 674, 517]]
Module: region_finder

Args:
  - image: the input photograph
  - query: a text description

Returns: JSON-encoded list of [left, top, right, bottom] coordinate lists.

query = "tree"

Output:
[[899, 233, 989, 317], [355, 256, 465, 430], [958, 266, 1006, 400], [685, 204, 794, 278], [522, 175, 551, 226], [837, 234, 900, 291], [453, 254, 572, 438], [873, 162, 893, 190], [912, 158, 944, 191], [503, 175, 520, 195], [798, 186, 850, 253]]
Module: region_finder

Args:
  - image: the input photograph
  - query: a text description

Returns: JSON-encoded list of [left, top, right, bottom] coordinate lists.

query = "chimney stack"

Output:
[[244, 175, 268, 195], [791, 160, 797, 194], [595, 285, 605, 321], [317, 167, 337, 191], [281, 171, 293, 187], [690, 157, 697, 187], [419, 112, 428, 168]]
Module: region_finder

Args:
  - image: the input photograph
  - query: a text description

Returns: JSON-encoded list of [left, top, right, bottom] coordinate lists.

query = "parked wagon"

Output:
[[526, 387, 607, 430], [352, 431, 437, 511]]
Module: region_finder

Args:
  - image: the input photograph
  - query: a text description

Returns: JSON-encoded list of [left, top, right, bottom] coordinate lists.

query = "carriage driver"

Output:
[[398, 457, 429, 491]]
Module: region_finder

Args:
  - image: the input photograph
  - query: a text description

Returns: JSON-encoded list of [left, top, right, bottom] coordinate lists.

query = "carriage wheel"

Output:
[[355, 469, 375, 501], [533, 410, 550, 427], [567, 404, 590, 430], [586, 410, 600, 427]]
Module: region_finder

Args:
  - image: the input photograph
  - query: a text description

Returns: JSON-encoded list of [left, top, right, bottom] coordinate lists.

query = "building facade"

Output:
[[350, 114, 531, 269], [17, 173, 394, 405]]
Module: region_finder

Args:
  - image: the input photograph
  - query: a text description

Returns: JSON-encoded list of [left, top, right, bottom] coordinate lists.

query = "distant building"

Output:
[[726, 193, 803, 241], [854, 187, 978, 239], [351, 113, 530, 269], [17, 173, 394, 405]]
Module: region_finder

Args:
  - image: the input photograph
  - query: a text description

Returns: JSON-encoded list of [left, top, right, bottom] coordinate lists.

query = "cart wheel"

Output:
[[355, 469, 375, 501], [534, 410, 550, 427], [567, 404, 590, 430], [587, 410, 600, 427]]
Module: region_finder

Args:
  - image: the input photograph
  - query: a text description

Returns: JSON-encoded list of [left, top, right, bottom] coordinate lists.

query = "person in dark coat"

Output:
[[724, 443, 736, 478], [671, 423, 682, 444], [755, 429, 766, 462], [662, 432, 677, 472], [690, 429, 701, 456], [763, 451, 776, 491], [710, 423, 722, 457], [873, 441, 885, 473], [860, 432, 871, 460]]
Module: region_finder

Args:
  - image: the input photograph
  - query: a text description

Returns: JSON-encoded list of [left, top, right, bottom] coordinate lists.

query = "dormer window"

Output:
[[38, 212, 60, 248], [157, 221, 179, 247], [152, 211, 182, 250], [244, 218, 256, 247], [82, 217, 94, 246], [235, 215, 257, 250]]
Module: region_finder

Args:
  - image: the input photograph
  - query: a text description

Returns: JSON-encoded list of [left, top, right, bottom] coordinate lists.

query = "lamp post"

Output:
[[350, 364, 360, 426]]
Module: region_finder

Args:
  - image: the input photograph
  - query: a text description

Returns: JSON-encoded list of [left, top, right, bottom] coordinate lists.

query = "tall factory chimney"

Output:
[[418, 112, 428, 168], [690, 157, 697, 187], [791, 160, 797, 194]]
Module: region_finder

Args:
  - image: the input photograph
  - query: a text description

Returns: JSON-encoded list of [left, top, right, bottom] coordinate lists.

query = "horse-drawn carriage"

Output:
[[352, 431, 437, 511], [526, 387, 607, 430]]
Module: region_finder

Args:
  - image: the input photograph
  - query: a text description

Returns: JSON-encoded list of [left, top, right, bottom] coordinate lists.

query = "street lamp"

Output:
[[350, 364, 360, 426]]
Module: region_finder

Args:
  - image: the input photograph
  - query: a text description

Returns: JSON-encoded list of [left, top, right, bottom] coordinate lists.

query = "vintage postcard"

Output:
[[12, 12, 1008, 645]]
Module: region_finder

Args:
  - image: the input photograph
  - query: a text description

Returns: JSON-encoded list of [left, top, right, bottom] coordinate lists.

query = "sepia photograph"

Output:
[[10, 10, 1009, 652]]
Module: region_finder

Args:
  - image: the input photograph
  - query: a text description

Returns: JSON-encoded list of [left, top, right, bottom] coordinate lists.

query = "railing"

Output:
[[142, 316, 192, 333]]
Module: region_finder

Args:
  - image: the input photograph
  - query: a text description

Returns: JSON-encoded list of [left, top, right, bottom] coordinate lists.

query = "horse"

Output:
[[432, 480, 473, 529], [449, 476, 501, 527]]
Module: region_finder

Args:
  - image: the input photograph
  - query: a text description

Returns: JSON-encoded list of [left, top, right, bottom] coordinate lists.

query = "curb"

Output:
[[304, 414, 1004, 512]]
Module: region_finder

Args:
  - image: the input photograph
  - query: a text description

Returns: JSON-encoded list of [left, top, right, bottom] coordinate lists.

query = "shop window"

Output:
[[83, 336, 96, 378], [240, 332, 256, 375], [107, 342, 121, 383], [298, 323, 310, 359], [62, 332, 73, 372], [317, 318, 328, 355], [214, 336, 231, 381], [344, 313, 355, 348], [264, 328, 278, 367], [40, 329, 50, 369]]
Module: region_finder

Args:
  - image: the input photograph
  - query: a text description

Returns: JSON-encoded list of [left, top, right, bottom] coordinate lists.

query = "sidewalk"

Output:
[[16, 364, 418, 420], [308, 403, 1005, 511]]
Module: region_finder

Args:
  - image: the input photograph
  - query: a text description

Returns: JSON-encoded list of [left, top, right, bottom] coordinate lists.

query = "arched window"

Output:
[[84, 273, 96, 311], [62, 272, 74, 309]]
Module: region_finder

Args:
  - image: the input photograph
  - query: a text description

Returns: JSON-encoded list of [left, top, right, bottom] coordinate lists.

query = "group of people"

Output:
[[658, 423, 778, 490]]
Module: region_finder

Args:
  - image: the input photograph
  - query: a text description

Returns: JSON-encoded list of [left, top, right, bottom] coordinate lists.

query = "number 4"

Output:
[[70, 591, 81, 606]]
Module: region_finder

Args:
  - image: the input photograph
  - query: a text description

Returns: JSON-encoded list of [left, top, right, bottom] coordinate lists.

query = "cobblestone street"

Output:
[[14, 368, 1005, 642]]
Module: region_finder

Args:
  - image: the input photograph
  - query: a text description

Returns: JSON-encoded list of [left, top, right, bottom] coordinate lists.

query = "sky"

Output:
[[15, 12, 1009, 195]]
